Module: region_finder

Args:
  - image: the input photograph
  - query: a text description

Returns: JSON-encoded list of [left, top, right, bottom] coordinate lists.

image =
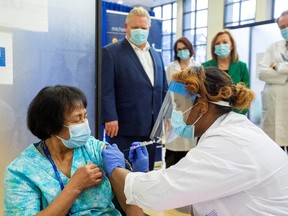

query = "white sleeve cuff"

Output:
[[124, 172, 145, 205]]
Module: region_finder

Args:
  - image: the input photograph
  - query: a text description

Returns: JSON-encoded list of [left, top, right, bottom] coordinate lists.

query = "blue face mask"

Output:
[[130, 28, 149, 45], [57, 119, 91, 148], [281, 27, 288, 41], [171, 110, 194, 139], [177, 49, 190, 60], [214, 44, 231, 58], [170, 105, 202, 140]]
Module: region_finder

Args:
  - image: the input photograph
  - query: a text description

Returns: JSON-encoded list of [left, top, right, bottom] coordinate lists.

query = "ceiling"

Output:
[[104, 0, 175, 9]]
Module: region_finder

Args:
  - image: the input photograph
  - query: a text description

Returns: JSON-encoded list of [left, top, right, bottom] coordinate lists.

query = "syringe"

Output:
[[130, 138, 162, 150]]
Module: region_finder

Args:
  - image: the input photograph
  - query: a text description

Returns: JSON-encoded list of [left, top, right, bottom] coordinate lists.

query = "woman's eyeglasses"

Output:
[[176, 47, 188, 52]]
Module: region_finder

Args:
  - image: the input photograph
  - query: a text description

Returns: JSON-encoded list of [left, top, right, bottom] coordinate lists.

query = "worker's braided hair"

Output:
[[171, 66, 255, 112]]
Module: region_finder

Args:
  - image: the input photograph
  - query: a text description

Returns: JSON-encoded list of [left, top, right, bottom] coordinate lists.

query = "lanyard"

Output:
[[41, 141, 65, 190], [41, 141, 72, 215]]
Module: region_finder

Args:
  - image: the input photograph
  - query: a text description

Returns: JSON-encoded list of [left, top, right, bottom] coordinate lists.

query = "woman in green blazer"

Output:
[[202, 29, 250, 114]]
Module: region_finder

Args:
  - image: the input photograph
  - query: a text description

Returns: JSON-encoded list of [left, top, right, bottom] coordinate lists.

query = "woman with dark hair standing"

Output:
[[166, 36, 200, 84]]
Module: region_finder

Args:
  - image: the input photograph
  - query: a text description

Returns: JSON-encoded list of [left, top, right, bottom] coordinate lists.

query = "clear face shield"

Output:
[[150, 81, 198, 145]]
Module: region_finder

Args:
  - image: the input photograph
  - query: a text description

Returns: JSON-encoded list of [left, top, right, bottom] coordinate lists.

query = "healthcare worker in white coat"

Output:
[[258, 10, 288, 149], [102, 66, 288, 216]]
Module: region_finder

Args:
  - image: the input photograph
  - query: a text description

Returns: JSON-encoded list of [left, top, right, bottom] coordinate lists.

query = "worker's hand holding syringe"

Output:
[[128, 138, 162, 172], [102, 138, 163, 176], [101, 142, 148, 176], [128, 142, 149, 172]]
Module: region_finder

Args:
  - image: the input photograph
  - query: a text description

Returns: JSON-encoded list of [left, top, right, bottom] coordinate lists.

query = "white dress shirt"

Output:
[[127, 37, 154, 86]]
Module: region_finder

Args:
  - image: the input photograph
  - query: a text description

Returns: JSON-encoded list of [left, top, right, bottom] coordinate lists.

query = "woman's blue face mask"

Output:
[[170, 104, 202, 140], [177, 49, 190, 60], [57, 119, 91, 148], [214, 44, 231, 58]]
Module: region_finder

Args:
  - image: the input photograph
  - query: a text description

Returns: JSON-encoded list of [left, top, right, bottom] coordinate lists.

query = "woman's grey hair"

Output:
[[276, 10, 288, 24]]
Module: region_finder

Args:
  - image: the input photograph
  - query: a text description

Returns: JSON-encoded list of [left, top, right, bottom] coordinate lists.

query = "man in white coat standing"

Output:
[[258, 10, 288, 151]]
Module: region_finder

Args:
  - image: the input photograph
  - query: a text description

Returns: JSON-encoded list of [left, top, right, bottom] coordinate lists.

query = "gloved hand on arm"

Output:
[[102, 144, 125, 177], [129, 142, 149, 172]]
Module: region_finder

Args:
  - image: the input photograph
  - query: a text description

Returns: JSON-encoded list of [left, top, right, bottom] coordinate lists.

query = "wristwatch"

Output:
[[271, 63, 279, 70]]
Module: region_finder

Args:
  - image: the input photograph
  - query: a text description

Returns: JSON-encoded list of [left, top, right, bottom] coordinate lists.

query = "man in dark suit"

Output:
[[102, 6, 167, 171]]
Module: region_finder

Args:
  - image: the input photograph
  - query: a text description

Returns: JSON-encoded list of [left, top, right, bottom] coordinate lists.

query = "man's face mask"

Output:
[[57, 119, 91, 148], [281, 27, 288, 41], [130, 28, 149, 45]]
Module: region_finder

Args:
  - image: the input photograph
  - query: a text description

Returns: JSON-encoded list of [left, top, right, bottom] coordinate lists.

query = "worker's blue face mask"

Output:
[[170, 104, 202, 140], [57, 119, 91, 148], [177, 49, 190, 60], [281, 27, 288, 41], [130, 28, 149, 45], [214, 44, 231, 58]]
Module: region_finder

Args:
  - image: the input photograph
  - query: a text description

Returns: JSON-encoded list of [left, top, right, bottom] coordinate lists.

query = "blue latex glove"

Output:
[[128, 142, 149, 172], [102, 144, 125, 177]]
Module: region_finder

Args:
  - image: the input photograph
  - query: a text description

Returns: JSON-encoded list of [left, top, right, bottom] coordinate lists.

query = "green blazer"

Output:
[[202, 59, 250, 87], [202, 59, 250, 114]]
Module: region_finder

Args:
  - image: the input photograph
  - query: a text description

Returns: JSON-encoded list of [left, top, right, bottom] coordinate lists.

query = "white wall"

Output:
[[206, 0, 225, 60], [0, 0, 96, 213]]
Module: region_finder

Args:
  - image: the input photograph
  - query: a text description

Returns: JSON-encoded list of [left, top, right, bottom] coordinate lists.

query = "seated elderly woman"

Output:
[[4, 85, 143, 216], [102, 66, 288, 216]]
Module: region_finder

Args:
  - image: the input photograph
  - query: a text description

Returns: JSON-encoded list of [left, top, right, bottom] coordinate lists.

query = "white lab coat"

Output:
[[166, 58, 200, 84], [124, 112, 288, 216], [258, 40, 288, 146], [165, 58, 200, 152]]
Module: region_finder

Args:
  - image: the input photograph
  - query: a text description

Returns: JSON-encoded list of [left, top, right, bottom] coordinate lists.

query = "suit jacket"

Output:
[[101, 38, 167, 137]]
